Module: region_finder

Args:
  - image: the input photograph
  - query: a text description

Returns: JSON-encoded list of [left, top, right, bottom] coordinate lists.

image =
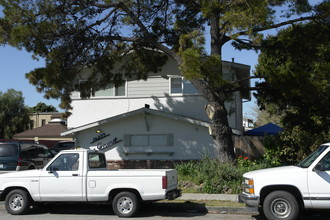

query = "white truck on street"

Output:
[[0, 149, 181, 217], [239, 143, 330, 220]]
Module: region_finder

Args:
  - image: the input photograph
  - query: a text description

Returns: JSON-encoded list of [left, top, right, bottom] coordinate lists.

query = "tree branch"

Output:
[[98, 35, 139, 42], [83, 7, 119, 32], [117, 2, 182, 65], [233, 38, 262, 50], [235, 15, 322, 37]]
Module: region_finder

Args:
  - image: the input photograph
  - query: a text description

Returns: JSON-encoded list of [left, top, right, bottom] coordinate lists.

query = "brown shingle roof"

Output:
[[13, 122, 73, 139]]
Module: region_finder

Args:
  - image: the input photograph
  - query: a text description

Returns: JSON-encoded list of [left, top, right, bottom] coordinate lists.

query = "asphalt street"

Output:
[[1, 201, 330, 220], [0, 202, 255, 220]]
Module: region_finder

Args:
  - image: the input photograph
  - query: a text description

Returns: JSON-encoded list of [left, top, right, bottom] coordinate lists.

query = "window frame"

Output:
[[170, 77, 183, 95], [78, 80, 127, 98], [46, 153, 80, 171], [92, 81, 127, 98], [124, 134, 174, 148], [88, 152, 107, 169], [169, 77, 199, 95]]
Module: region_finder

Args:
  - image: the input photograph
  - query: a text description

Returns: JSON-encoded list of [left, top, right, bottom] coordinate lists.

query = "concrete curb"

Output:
[[153, 193, 258, 215], [152, 202, 258, 215], [178, 193, 239, 202]]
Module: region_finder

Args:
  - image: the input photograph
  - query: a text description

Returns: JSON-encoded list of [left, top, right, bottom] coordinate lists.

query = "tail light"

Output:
[[162, 176, 167, 189], [17, 156, 22, 166]]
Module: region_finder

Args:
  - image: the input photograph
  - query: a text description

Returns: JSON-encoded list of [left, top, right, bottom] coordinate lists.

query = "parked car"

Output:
[[51, 141, 75, 154], [0, 142, 54, 171]]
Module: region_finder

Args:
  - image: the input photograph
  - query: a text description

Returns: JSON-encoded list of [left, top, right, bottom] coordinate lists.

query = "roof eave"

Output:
[[61, 108, 211, 136]]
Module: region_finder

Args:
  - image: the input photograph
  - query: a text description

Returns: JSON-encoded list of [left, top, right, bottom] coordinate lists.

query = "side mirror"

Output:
[[48, 166, 58, 173], [48, 166, 54, 173], [313, 164, 325, 172]]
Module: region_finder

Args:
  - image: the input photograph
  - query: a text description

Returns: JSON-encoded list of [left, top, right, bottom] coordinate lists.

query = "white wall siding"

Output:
[[128, 77, 169, 97], [75, 113, 217, 160], [68, 96, 209, 129]]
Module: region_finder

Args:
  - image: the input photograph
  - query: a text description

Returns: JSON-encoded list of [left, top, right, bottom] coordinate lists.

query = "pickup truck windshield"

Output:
[[297, 145, 329, 168], [47, 153, 80, 171]]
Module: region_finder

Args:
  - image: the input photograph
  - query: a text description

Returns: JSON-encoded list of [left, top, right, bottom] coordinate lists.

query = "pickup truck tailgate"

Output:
[[165, 170, 178, 191]]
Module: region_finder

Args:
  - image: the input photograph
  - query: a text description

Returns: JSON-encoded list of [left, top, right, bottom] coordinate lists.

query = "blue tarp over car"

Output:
[[246, 123, 283, 136]]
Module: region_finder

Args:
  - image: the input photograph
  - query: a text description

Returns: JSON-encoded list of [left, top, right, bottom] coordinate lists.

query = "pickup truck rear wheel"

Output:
[[5, 189, 31, 215], [263, 190, 299, 220], [112, 191, 139, 217]]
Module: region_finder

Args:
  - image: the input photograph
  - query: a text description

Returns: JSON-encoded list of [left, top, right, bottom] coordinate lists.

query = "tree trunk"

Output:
[[172, 4, 237, 163], [190, 82, 236, 163], [208, 11, 236, 163], [209, 101, 236, 163]]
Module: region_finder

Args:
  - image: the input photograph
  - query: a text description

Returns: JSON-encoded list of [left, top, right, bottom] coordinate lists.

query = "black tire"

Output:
[[112, 191, 139, 218], [263, 190, 299, 220], [5, 189, 31, 215]]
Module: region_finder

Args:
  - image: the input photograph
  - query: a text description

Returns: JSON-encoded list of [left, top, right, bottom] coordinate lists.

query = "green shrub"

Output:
[[175, 156, 278, 194]]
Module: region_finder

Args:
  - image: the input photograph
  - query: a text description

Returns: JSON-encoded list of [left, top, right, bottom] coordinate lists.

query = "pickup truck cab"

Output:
[[0, 149, 181, 217], [239, 143, 330, 220]]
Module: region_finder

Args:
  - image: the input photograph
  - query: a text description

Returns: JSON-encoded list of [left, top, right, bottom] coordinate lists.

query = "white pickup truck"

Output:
[[0, 149, 181, 217], [239, 143, 330, 220]]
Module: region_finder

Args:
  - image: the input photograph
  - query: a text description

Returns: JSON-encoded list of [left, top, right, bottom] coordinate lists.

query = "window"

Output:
[[47, 153, 80, 171], [94, 85, 114, 96], [29, 120, 34, 129], [88, 153, 107, 169], [115, 84, 126, 96], [150, 135, 168, 146], [125, 134, 174, 147], [297, 145, 328, 168], [93, 82, 126, 97], [131, 135, 148, 146], [183, 80, 198, 94], [170, 77, 198, 95], [35, 146, 53, 158], [317, 152, 330, 171], [53, 141, 75, 153], [170, 77, 182, 94], [41, 119, 46, 126], [0, 144, 18, 157]]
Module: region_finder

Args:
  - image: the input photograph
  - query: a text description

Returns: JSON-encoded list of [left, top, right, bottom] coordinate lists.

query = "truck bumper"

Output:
[[239, 193, 259, 207], [166, 189, 182, 200]]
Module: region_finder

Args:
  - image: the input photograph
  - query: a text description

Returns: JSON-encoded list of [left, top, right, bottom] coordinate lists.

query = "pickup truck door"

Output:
[[39, 152, 85, 201], [308, 151, 330, 208]]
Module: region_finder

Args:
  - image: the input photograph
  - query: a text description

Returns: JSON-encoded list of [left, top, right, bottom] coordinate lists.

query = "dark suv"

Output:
[[0, 142, 54, 171]]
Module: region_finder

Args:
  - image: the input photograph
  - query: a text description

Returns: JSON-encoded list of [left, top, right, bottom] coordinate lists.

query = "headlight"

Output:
[[243, 178, 255, 194]]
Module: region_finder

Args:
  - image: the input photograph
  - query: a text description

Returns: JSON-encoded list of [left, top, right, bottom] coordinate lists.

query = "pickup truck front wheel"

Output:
[[112, 191, 139, 217], [5, 189, 31, 215], [263, 190, 299, 220]]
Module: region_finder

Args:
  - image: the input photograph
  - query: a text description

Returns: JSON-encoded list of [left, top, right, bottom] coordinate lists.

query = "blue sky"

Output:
[[0, 46, 62, 109]]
